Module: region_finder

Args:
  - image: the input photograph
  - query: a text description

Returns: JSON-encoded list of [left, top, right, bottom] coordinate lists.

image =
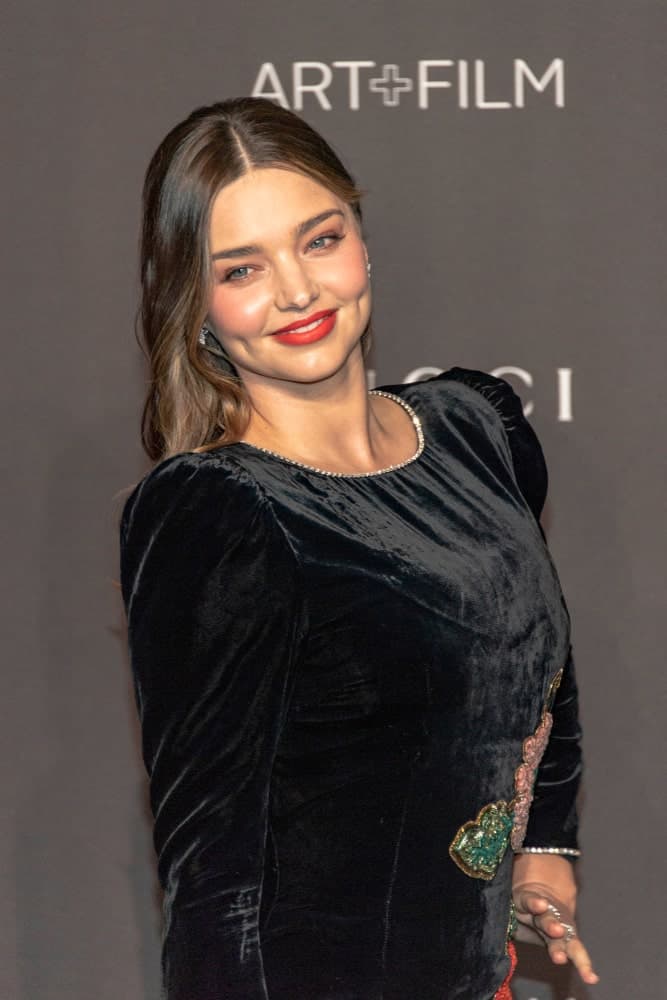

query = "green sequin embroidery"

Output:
[[506, 899, 518, 944], [448, 800, 514, 880]]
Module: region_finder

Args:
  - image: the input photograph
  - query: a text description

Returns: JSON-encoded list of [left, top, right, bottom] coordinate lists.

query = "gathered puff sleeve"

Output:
[[437, 367, 583, 856], [119, 453, 307, 999]]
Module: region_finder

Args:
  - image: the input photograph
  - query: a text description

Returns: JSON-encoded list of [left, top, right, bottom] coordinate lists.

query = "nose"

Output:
[[273, 256, 319, 313]]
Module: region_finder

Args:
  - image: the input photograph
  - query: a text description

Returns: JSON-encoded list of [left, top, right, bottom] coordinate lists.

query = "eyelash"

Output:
[[223, 265, 252, 283], [220, 232, 344, 283], [307, 231, 343, 252]]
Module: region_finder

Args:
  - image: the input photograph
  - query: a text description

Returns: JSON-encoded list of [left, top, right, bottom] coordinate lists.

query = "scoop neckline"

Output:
[[229, 389, 425, 479]]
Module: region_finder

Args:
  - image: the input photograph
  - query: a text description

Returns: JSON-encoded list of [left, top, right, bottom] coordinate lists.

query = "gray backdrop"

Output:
[[4, 2, 665, 998]]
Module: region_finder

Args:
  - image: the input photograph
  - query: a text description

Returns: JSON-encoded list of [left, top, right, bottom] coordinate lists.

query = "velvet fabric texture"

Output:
[[120, 368, 582, 1000]]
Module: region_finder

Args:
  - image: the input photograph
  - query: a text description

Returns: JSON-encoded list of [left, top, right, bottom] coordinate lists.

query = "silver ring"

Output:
[[560, 921, 577, 943], [545, 903, 562, 921]]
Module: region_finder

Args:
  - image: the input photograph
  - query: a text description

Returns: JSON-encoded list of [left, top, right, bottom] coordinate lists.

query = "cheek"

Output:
[[323, 241, 368, 300], [208, 285, 273, 338]]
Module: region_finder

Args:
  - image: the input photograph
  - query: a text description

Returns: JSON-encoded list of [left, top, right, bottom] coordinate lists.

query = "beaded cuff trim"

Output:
[[515, 846, 581, 857]]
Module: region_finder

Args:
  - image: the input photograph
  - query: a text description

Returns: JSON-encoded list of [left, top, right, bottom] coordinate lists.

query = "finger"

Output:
[[514, 890, 552, 917], [540, 916, 568, 939], [514, 891, 600, 984], [547, 936, 600, 985], [516, 893, 568, 938], [533, 907, 571, 939]]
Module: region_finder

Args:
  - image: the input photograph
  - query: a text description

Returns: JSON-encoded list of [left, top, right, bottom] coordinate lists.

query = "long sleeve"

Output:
[[119, 453, 307, 999], [521, 645, 582, 851], [437, 367, 583, 854]]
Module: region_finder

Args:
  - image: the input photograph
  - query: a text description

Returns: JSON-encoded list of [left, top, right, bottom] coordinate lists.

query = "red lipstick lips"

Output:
[[271, 309, 338, 345]]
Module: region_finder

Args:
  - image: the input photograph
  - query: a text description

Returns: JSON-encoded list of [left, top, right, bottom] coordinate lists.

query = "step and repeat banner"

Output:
[[4, 3, 665, 999]]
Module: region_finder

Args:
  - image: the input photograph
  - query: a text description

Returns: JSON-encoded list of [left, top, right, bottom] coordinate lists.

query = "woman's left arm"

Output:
[[436, 369, 600, 985], [511, 651, 599, 985]]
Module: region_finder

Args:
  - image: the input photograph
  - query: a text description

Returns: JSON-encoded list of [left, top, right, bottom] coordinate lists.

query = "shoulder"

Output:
[[119, 449, 302, 615], [394, 366, 549, 521], [119, 450, 282, 581], [396, 366, 525, 426], [121, 450, 266, 539]]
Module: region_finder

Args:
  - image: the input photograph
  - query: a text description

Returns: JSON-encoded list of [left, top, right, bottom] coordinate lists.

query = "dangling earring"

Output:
[[366, 260, 372, 278], [198, 326, 237, 376]]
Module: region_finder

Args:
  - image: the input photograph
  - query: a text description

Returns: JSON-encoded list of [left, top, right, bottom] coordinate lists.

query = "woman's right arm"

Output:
[[120, 454, 306, 1000]]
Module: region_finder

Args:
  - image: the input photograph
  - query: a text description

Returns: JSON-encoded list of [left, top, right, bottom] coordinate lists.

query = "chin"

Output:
[[294, 337, 365, 379]]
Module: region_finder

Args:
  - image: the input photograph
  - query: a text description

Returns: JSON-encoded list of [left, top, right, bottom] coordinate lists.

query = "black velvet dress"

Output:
[[119, 368, 582, 1000]]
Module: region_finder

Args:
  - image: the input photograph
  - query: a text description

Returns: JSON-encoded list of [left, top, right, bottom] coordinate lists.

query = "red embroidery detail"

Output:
[[494, 940, 518, 1000]]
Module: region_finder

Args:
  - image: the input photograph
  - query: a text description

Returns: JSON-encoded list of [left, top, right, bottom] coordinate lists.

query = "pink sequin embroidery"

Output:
[[510, 669, 563, 851], [510, 710, 553, 850]]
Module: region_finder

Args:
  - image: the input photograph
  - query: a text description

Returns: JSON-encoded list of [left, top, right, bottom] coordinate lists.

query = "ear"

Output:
[[363, 245, 371, 278], [199, 326, 227, 358]]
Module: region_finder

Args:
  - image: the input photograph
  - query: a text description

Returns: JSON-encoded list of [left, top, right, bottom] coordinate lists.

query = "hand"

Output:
[[512, 854, 600, 986]]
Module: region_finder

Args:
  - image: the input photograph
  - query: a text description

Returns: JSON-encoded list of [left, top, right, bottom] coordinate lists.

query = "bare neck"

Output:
[[238, 361, 415, 475]]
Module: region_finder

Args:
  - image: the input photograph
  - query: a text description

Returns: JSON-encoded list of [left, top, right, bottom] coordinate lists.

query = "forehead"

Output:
[[209, 167, 349, 244]]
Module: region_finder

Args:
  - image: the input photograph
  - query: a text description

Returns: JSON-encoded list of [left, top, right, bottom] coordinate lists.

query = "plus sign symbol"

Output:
[[368, 64, 413, 107]]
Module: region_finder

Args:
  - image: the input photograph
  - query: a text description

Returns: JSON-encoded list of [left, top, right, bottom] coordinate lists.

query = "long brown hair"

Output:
[[138, 97, 368, 461]]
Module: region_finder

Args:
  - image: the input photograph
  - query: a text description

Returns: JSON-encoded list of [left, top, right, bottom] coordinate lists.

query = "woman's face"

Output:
[[206, 167, 371, 388]]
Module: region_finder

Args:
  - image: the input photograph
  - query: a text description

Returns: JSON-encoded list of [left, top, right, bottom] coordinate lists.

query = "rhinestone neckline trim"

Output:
[[233, 390, 425, 479]]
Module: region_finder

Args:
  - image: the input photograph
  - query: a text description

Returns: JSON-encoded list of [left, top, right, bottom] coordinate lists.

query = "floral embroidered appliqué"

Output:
[[449, 668, 564, 879], [505, 899, 517, 948], [510, 668, 563, 851], [494, 940, 518, 999], [449, 800, 514, 880]]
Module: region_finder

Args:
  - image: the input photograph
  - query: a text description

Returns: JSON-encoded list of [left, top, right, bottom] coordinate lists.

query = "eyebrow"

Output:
[[210, 209, 345, 260]]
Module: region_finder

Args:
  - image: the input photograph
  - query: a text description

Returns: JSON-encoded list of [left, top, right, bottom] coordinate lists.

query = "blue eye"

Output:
[[308, 233, 342, 251], [224, 265, 252, 282]]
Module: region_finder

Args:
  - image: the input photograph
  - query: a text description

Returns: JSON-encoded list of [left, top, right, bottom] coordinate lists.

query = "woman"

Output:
[[120, 97, 599, 999]]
